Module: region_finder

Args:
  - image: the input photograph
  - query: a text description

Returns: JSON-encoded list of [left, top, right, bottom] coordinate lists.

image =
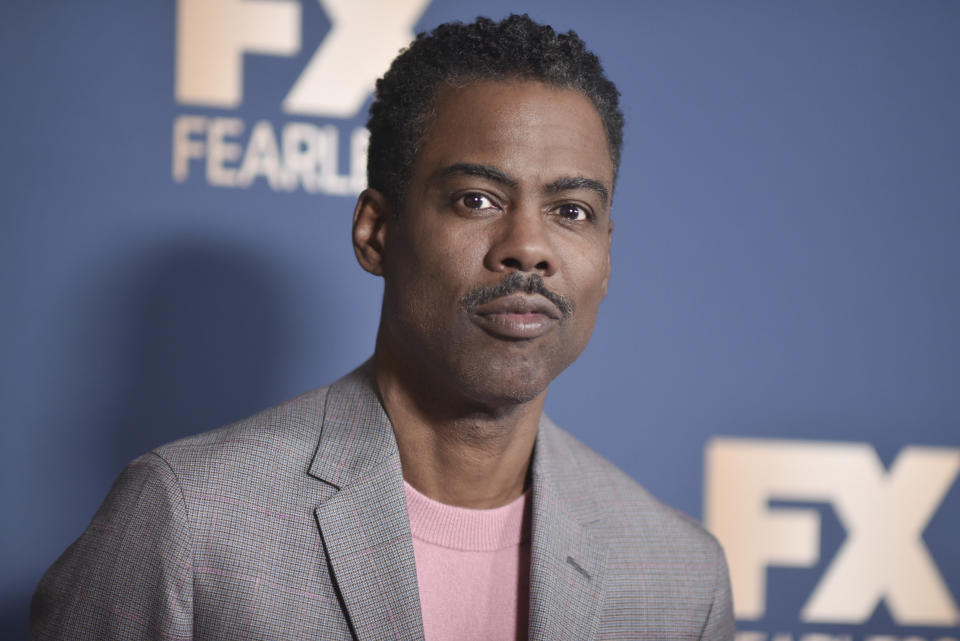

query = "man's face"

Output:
[[377, 79, 614, 407]]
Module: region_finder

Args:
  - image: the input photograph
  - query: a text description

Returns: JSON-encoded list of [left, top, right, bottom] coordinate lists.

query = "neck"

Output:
[[373, 341, 545, 509]]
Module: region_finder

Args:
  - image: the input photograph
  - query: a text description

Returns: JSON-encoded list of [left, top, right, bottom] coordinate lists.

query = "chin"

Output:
[[453, 357, 555, 408], [471, 381, 545, 407]]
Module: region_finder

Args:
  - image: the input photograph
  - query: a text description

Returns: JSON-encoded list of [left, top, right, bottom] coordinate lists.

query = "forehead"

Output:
[[412, 79, 615, 191]]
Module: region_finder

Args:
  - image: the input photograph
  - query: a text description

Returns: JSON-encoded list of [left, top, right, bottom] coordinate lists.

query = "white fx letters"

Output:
[[176, 0, 432, 118], [176, 0, 301, 108], [284, 0, 432, 117], [705, 438, 960, 625]]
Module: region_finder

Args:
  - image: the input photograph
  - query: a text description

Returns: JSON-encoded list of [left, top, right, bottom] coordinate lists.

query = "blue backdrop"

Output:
[[2, 1, 958, 639]]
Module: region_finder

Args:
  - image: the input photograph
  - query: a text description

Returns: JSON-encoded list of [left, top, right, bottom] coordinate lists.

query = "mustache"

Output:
[[460, 273, 574, 319]]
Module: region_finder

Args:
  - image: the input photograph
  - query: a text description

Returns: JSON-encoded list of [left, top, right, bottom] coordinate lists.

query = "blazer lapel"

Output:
[[528, 417, 609, 641], [308, 365, 609, 640], [309, 364, 425, 641]]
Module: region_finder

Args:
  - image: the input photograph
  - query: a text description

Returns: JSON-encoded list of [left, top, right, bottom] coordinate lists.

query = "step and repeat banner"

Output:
[[2, 1, 958, 639]]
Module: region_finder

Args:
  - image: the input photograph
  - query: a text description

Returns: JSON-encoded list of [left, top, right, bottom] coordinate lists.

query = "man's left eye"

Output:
[[555, 204, 590, 221], [460, 193, 496, 210]]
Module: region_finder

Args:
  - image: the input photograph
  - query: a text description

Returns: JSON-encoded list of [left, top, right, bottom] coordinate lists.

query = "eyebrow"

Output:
[[438, 163, 518, 188], [438, 162, 609, 205], [545, 176, 609, 206]]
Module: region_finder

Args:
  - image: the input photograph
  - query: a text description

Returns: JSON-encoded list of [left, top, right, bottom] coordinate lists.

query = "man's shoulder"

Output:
[[539, 419, 724, 558], [147, 384, 333, 485], [540, 422, 733, 635]]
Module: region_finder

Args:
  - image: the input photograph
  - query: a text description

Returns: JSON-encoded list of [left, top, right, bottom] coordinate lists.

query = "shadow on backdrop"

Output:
[[11, 239, 303, 640], [104, 241, 294, 462]]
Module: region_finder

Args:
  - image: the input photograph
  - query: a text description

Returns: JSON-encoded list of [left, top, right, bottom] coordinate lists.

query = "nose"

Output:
[[483, 207, 558, 277]]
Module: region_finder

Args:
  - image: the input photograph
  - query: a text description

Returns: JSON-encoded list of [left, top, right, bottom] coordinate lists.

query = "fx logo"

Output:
[[176, 0, 432, 117], [705, 438, 960, 626]]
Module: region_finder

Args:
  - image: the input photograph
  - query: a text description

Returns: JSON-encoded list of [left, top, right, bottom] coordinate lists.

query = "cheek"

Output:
[[562, 242, 611, 299], [388, 231, 478, 322], [423, 228, 487, 288]]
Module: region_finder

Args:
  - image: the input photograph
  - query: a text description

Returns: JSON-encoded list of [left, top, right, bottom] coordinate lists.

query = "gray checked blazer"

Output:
[[32, 362, 734, 640]]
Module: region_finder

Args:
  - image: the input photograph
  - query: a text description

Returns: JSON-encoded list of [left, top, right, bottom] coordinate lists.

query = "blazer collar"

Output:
[[309, 362, 426, 641], [309, 363, 608, 641], [527, 415, 610, 641], [308, 360, 397, 489]]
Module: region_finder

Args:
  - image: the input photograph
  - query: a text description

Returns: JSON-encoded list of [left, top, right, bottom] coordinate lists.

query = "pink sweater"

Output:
[[404, 481, 531, 641]]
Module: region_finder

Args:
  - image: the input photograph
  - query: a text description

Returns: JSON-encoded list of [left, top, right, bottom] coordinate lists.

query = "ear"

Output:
[[600, 217, 613, 298], [352, 188, 393, 276]]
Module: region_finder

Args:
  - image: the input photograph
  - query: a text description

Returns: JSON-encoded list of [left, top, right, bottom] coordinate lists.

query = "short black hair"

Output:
[[366, 14, 624, 207]]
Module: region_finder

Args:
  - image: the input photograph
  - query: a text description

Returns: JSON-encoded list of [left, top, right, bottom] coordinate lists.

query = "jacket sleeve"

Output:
[[700, 540, 736, 641], [31, 452, 195, 640]]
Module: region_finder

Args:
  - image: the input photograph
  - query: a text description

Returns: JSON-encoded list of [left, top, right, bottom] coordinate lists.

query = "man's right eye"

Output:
[[460, 193, 496, 210]]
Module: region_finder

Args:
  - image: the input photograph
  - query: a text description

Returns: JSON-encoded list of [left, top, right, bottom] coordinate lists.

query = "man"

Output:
[[32, 15, 734, 640]]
